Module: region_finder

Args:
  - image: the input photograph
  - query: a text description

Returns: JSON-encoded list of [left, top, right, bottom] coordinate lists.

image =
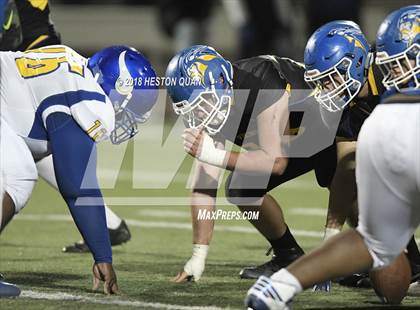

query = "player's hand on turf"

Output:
[[172, 245, 208, 283], [92, 262, 119, 295], [182, 128, 204, 158], [172, 255, 205, 283], [172, 270, 193, 283], [312, 280, 332, 292]]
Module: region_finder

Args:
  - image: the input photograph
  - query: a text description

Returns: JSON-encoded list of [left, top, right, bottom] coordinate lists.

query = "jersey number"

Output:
[[15, 47, 84, 79]]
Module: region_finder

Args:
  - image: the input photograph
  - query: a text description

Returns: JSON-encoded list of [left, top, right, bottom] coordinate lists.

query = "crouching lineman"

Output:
[[0, 45, 158, 296], [245, 5, 420, 309], [166, 45, 339, 282], [303, 18, 420, 290], [165, 22, 384, 283], [0, 0, 133, 255]]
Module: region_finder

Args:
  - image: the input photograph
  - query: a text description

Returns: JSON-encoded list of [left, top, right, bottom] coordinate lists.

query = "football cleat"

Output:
[[63, 220, 131, 253], [312, 279, 332, 292], [409, 260, 420, 283], [245, 276, 295, 310], [0, 280, 20, 298], [338, 258, 420, 288], [62, 240, 90, 253], [240, 247, 304, 279], [338, 272, 371, 288], [108, 220, 131, 246]]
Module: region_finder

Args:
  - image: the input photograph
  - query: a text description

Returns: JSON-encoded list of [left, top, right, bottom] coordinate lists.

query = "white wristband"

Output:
[[198, 134, 227, 167], [324, 228, 341, 241]]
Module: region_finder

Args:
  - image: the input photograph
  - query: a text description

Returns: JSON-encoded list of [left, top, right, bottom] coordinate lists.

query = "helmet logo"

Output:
[[186, 54, 217, 86], [329, 28, 366, 52], [197, 54, 217, 61], [399, 13, 420, 45], [187, 62, 207, 85], [343, 34, 366, 52], [115, 51, 134, 96]]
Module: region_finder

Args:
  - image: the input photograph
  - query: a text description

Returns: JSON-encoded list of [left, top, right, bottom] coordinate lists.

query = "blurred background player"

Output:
[[157, 0, 362, 59], [245, 5, 420, 309], [0, 0, 60, 51], [165, 45, 337, 282], [0, 0, 133, 254], [0, 44, 158, 296]]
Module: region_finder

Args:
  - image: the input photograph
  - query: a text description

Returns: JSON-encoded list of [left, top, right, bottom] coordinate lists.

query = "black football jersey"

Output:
[[336, 62, 385, 139], [0, 0, 60, 51], [218, 56, 311, 147]]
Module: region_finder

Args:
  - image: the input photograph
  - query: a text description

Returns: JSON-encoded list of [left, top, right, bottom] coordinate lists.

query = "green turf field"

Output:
[[1, 142, 420, 310]]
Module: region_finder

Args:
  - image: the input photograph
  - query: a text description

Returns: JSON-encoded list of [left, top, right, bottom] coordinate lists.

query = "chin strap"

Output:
[[364, 51, 375, 84]]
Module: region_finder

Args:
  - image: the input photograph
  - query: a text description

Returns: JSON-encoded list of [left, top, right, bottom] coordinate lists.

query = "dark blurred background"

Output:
[[50, 0, 416, 75]]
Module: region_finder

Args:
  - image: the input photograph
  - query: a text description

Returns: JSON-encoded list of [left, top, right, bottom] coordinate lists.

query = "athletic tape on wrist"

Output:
[[198, 134, 226, 167], [192, 244, 209, 259]]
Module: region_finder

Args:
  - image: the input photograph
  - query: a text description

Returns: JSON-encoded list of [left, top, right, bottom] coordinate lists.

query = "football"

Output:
[[369, 253, 411, 304]]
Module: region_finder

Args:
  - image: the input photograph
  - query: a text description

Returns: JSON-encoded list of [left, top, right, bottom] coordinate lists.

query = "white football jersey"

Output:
[[0, 45, 115, 158]]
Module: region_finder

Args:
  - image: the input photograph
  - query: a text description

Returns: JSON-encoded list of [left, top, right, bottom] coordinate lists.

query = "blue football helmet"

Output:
[[304, 21, 371, 112], [166, 45, 233, 135], [376, 5, 420, 91], [88, 46, 158, 144]]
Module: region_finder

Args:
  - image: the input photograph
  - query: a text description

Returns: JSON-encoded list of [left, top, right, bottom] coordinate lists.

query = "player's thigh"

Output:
[[356, 106, 420, 266], [335, 140, 356, 171], [313, 142, 337, 188], [328, 141, 357, 204], [1, 119, 38, 213], [225, 156, 316, 205]]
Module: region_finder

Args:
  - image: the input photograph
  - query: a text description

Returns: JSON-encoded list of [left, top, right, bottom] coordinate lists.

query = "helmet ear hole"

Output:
[[219, 73, 225, 85], [356, 56, 363, 68]]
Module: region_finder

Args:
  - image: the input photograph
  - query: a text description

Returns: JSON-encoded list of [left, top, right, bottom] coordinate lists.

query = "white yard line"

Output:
[[15, 214, 323, 238], [77, 195, 321, 206], [290, 208, 326, 216], [21, 290, 226, 310], [138, 209, 191, 218], [95, 169, 317, 190]]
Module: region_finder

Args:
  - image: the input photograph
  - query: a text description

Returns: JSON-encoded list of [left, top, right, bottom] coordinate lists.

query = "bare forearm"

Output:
[[225, 150, 287, 176], [326, 141, 357, 230]]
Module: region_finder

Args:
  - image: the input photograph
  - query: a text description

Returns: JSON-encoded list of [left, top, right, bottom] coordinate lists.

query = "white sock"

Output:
[[271, 268, 303, 293], [105, 206, 123, 230]]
